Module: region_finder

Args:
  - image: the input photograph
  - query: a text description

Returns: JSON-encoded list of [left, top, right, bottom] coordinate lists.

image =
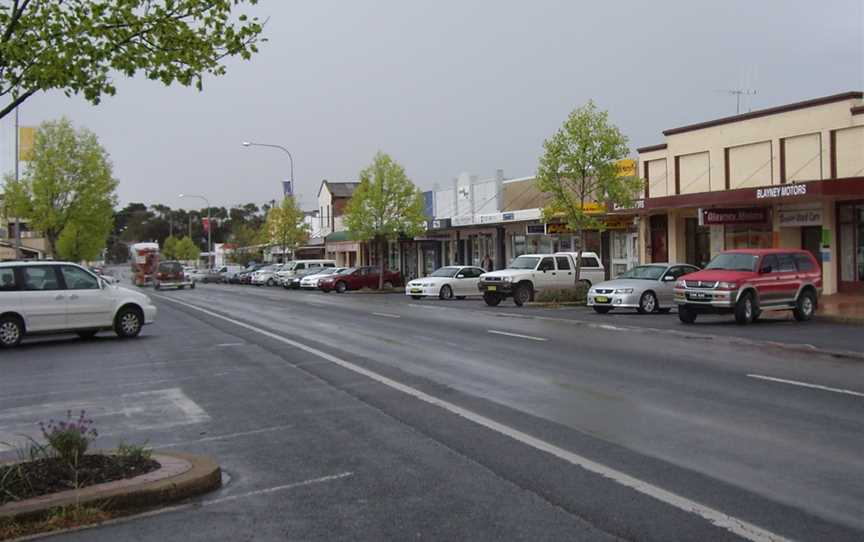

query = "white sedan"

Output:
[[405, 266, 486, 300], [300, 267, 347, 289]]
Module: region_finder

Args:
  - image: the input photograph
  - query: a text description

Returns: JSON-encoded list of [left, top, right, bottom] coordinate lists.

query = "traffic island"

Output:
[[0, 451, 220, 540]]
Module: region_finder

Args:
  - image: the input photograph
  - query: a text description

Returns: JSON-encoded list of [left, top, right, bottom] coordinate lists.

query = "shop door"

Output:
[[685, 218, 711, 268], [838, 202, 864, 292], [649, 215, 668, 263], [801, 226, 822, 269]]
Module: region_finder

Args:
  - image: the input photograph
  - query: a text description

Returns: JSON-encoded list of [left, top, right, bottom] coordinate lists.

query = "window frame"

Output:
[[59, 265, 101, 290], [17, 265, 64, 292]]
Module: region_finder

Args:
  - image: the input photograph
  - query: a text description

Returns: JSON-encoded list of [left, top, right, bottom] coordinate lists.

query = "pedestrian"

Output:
[[482, 254, 493, 272]]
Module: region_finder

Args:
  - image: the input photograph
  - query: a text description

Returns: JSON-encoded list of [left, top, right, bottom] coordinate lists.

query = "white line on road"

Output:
[[371, 312, 401, 319], [487, 329, 547, 342], [152, 424, 295, 449], [155, 295, 789, 542], [216, 342, 245, 347], [747, 374, 864, 398], [201, 471, 353, 506]]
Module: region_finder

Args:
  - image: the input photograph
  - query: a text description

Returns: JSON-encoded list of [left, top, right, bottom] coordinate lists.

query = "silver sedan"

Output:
[[587, 263, 700, 314]]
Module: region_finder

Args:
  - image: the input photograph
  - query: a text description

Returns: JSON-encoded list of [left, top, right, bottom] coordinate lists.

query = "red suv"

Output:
[[674, 249, 821, 325], [318, 266, 403, 293]]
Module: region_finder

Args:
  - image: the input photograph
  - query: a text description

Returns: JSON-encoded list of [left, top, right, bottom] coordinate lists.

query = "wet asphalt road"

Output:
[[1, 280, 863, 541]]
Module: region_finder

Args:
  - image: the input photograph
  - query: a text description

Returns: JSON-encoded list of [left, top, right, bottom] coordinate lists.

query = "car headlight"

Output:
[[614, 288, 633, 294], [717, 281, 738, 290], [502, 276, 513, 283], [675, 280, 686, 288]]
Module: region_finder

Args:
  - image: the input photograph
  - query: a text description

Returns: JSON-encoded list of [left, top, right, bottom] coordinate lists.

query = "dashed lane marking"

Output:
[[747, 374, 864, 398], [487, 329, 547, 342], [156, 294, 790, 542], [371, 312, 401, 319]]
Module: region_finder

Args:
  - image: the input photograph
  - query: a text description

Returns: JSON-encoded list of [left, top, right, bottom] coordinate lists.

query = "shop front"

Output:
[[838, 201, 864, 292]]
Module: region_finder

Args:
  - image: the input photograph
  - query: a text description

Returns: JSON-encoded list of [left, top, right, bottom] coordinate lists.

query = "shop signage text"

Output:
[[701, 208, 769, 225], [428, 218, 451, 229], [526, 224, 546, 235], [616, 159, 636, 178], [779, 209, 822, 227], [756, 184, 807, 199]]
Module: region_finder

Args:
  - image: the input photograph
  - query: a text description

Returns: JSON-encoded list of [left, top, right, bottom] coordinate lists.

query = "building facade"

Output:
[[318, 180, 361, 267], [635, 91, 864, 295]]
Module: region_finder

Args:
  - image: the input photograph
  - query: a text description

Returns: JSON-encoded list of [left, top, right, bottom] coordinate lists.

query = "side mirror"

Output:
[[456, 274, 465, 279], [662, 275, 675, 282]]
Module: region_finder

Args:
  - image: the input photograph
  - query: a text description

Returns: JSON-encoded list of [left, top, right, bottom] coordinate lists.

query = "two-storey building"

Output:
[[636, 91, 864, 295]]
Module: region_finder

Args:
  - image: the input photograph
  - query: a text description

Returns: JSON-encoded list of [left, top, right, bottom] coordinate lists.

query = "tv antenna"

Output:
[[715, 89, 757, 114]]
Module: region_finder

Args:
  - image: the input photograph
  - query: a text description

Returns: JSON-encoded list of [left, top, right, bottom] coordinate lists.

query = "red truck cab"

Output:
[[674, 249, 822, 325]]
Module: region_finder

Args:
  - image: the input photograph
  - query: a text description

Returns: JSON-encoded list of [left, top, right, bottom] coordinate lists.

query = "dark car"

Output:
[[674, 249, 822, 325], [318, 266, 403, 293], [155, 261, 194, 290], [286, 268, 320, 290], [237, 264, 263, 285]]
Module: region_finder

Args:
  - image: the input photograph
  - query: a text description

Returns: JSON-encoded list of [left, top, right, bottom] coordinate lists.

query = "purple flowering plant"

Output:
[[39, 410, 98, 464]]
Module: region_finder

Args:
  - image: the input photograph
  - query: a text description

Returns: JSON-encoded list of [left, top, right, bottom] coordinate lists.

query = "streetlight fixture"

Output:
[[241, 141, 295, 194], [179, 193, 212, 268]]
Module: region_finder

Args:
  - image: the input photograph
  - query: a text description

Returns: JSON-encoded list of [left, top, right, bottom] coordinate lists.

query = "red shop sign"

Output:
[[701, 207, 769, 225]]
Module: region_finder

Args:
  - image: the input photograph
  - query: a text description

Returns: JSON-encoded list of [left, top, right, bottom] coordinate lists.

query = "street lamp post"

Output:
[[241, 141, 294, 195], [179, 194, 211, 268]]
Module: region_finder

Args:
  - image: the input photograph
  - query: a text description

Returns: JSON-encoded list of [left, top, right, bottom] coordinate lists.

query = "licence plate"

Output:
[[486, 285, 497, 292], [687, 292, 710, 300], [410, 288, 422, 294], [594, 296, 609, 303]]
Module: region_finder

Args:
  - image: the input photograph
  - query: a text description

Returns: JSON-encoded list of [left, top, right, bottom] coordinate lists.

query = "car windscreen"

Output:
[[705, 253, 759, 272], [617, 266, 666, 280], [335, 268, 355, 275], [509, 256, 540, 270], [431, 267, 459, 278]]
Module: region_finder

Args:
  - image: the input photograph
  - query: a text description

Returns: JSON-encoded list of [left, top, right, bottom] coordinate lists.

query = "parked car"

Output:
[[405, 266, 486, 300], [276, 260, 337, 287], [215, 265, 244, 283], [188, 268, 221, 284], [477, 252, 602, 307], [234, 264, 262, 284], [154, 260, 195, 290], [284, 268, 321, 290], [300, 267, 347, 290], [318, 267, 402, 293], [251, 264, 284, 286], [674, 249, 822, 325], [587, 263, 699, 314], [0, 261, 157, 348]]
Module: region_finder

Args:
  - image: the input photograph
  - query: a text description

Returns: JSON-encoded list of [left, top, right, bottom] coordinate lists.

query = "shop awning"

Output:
[[325, 230, 352, 242]]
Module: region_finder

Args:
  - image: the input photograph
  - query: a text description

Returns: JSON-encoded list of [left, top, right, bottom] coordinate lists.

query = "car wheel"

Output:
[[267, 278, 275, 287], [637, 291, 658, 314], [483, 293, 502, 307], [593, 306, 612, 314], [0, 315, 23, 348], [793, 290, 816, 322], [76, 330, 98, 340], [439, 285, 453, 300], [734, 292, 756, 325], [678, 306, 697, 324], [336, 281, 348, 294], [114, 306, 143, 338], [513, 284, 531, 307], [411, 295, 422, 300]]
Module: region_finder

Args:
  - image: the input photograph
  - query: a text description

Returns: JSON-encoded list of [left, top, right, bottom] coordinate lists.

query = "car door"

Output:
[[776, 253, 799, 304], [464, 267, 485, 295], [555, 256, 575, 288], [535, 257, 556, 289], [754, 254, 781, 305], [16, 265, 67, 331], [658, 266, 694, 306], [59, 265, 114, 328]]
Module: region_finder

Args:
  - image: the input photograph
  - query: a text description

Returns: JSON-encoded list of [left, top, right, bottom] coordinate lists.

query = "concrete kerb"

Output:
[[0, 452, 221, 525]]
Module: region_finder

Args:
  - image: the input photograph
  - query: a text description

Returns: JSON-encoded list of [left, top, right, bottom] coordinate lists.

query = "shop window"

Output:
[[512, 235, 526, 259], [724, 224, 772, 250]]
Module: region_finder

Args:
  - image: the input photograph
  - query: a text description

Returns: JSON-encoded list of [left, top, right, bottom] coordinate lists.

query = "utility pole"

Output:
[[13, 105, 21, 259]]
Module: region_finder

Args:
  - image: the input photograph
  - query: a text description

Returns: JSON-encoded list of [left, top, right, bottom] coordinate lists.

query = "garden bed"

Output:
[[0, 454, 159, 506]]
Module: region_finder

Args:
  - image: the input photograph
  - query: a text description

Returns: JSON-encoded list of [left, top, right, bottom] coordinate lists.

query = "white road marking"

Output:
[[152, 424, 295, 449], [747, 374, 864, 398], [216, 342, 245, 347], [201, 471, 353, 506], [0, 388, 210, 452], [371, 312, 401, 319], [487, 330, 548, 342], [156, 295, 789, 542]]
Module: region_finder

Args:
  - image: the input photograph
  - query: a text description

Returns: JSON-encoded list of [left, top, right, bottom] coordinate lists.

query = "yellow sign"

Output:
[[19, 126, 36, 161], [616, 158, 636, 178]]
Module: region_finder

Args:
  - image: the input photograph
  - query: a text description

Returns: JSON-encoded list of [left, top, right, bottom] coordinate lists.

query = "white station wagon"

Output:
[[0, 261, 157, 348]]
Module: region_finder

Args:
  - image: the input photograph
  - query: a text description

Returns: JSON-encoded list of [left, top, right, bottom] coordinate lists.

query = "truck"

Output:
[[130, 242, 160, 286], [477, 252, 605, 306]]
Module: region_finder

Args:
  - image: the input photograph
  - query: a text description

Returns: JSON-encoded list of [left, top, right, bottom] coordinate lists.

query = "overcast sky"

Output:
[[14, 0, 864, 211]]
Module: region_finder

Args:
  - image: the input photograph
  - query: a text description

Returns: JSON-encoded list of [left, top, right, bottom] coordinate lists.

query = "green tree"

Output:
[[0, 1, 265, 120], [4, 118, 118, 259], [162, 235, 179, 260], [175, 236, 200, 263], [345, 152, 426, 289], [229, 223, 263, 265], [535, 101, 642, 280], [263, 197, 308, 263]]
